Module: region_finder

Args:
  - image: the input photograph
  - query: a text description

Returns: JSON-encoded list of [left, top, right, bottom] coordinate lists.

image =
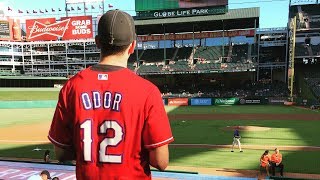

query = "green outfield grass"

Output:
[[0, 91, 59, 101], [170, 148, 320, 174], [0, 144, 318, 174], [171, 120, 320, 146], [165, 106, 320, 114], [0, 102, 319, 174], [0, 108, 54, 128]]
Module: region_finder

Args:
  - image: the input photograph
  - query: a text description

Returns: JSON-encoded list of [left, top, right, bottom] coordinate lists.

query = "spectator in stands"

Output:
[[271, 148, 284, 177], [43, 150, 50, 163], [52, 177, 59, 180], [27, 170, 51, 180], [305, 35, 311, 46], [260, 150, 271, 176]]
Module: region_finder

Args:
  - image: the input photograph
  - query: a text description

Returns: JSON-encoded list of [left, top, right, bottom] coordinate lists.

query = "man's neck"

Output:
[[99, 55, 128, 68]]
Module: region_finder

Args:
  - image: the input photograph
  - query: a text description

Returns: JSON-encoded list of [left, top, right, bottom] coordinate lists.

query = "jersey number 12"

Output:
[[80, 119, 124, 163]]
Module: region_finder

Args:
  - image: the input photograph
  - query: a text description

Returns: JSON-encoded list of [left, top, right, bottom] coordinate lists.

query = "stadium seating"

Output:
[[174, 47, 193, 60], [194, 46, 224, 61], [230, 44, 249, 63], [161, 80, 289, 98], [304, 71, 320, 98], [140, 48, 175, 62]]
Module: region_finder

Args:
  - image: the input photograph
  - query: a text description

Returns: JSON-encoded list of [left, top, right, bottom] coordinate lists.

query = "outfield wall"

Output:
[[164, 97, 289, 106], [0, 97, 290, 109]]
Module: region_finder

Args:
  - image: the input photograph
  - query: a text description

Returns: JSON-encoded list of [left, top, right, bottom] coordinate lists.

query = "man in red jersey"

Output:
[[48, 9, 174, 179]]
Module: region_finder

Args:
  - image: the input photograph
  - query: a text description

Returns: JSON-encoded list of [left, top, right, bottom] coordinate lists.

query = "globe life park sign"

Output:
[[136, 6, 227, 19]]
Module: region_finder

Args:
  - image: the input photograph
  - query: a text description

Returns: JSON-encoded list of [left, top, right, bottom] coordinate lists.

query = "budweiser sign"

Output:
[[28, 19, 70, 40], [26, 16, 93, 41], [61, 16, 93, 40]]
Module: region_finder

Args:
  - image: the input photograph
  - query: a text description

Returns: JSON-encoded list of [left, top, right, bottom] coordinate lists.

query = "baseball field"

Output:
[[0, 88, 320, 179]]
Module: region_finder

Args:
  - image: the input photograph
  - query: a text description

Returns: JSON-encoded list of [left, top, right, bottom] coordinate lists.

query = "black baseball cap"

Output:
[[40, 170, 51, 179], [98, 9, 136, 46]]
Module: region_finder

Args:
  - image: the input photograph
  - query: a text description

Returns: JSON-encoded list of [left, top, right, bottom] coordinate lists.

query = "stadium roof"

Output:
[[135, 7, 260, 34], [135, 7, 259, 26]]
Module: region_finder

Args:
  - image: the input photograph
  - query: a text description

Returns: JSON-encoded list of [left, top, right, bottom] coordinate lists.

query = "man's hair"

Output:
[[99, 41, 130, 57]]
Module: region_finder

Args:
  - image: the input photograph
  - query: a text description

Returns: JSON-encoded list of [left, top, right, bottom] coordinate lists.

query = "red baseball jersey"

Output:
[[48, 65, 174, 180]]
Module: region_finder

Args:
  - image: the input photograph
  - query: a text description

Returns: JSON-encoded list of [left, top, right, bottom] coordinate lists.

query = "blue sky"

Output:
[[0, 0, 290, 28]]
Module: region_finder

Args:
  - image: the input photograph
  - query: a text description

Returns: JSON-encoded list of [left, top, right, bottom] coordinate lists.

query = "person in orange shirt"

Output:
[[271, 148, 284, 176], [260, 150, 271, 176]]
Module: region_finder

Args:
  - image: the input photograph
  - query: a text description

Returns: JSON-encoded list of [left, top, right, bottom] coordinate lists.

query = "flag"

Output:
[[45, 9, 48, 13], [27, 10, 30, 14], [77, 6, 81, 10], [108, 4, 113, 8], [66, 8, 70, 11], [58, 8, 62, 11], [18, 9, 23, 13], [85, 6, 88, 10], [52, 8, 55, 12], [91, 5, 95, 9], [99, 5, 103, 9], [40, 9, 44, 13], [33, 10, 37, 13], [8, 7, 12, 11], [71, 7, 74, 11]]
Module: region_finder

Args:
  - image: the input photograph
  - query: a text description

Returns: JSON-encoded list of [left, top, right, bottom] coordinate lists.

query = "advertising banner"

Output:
[[135, 0, 228, 12], [26, 18, 63, 41], [0, 18, 21, 41], [290, 0, 317, 6], [214, 98, 239, 105], [268, 97, 287, 105], [61, 16, 93, 40], [137, 29, 255, 42], [26, 16, 93, 41], [0, 20, 10, 40], [136, 6, 227, 19], [12, 19, 21, 41], [168, 98, 188, 106], [239, 98, 261, 105], [191, 98, 212, 106]]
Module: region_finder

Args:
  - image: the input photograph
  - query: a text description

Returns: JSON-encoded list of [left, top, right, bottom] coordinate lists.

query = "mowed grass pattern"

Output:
[[0, 89, 319, 174], [170, 148, 320, 174], [0, 108, 55, 128], [166, 106, 320, 114], [171, 120, 320, 146], [0, 91, 59, 101]]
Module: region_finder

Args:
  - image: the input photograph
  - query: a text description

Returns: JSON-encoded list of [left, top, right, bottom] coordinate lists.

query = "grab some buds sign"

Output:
[[61, 16, 93, 40], [26, 16, 93, 41]]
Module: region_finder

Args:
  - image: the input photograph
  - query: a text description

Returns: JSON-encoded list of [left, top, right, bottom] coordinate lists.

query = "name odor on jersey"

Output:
[[81, 91, 122, 111]]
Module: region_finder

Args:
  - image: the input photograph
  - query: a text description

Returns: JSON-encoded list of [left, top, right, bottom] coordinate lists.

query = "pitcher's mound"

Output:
[[223, 126, 271, 131]]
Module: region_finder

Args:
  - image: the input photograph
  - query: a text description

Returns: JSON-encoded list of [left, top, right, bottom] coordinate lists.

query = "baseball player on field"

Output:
[[231, 127, 243, 152], [48, 10, 174, 180]]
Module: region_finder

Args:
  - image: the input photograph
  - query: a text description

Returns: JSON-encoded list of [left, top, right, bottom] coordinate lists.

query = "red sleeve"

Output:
[[48, 84, 73, 149], [142, 87, 174, 149]]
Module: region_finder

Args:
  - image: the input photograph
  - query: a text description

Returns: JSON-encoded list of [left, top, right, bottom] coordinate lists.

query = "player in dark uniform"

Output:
[[231, 127, 243, 152]]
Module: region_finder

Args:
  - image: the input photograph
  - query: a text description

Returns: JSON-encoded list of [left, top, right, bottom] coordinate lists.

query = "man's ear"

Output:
[[95, 35, 101, 49], [128, 40, 136, 55]]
